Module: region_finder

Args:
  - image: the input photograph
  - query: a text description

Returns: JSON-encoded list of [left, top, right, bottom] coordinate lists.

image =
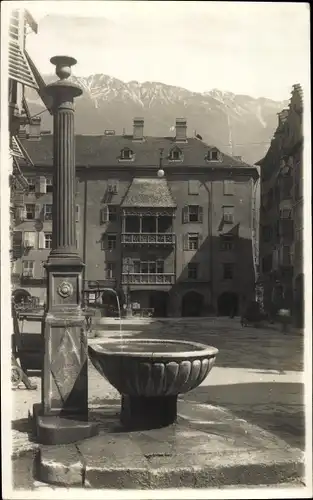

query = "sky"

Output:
[[4, 1, 311, 100]]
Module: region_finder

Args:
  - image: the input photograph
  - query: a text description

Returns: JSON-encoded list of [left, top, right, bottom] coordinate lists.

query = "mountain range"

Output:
[[25, 74, 288, 165]]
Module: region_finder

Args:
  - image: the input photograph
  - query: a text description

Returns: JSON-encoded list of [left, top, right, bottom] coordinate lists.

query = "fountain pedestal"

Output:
[[33, 56, 98, 445], [121, 395, 177, 429]]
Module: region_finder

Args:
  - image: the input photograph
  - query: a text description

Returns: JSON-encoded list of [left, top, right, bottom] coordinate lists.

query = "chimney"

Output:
[[28, 116, 41, 140], [133, 117, 144, 141], [175, 118, 187, 142]]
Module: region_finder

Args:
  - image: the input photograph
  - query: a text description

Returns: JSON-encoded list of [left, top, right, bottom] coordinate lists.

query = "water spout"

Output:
[[101, 288, 122, 337]]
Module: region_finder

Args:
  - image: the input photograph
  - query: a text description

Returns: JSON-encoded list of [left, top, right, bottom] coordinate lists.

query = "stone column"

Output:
[[33, 56, 98, 445]]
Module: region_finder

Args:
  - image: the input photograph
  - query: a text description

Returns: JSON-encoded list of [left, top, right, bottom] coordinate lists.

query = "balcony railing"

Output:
[[122, 273, 175, 285], [121, 233, 175, 245]]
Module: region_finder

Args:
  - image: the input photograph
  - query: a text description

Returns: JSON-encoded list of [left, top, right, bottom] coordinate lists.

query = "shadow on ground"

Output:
[[182, 382, 305, 449]]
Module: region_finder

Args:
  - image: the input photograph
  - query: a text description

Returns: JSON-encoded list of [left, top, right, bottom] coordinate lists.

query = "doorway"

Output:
[[149, 291, 168, 317], [181, 291, 204, 317], [217, 292, 238, 317]]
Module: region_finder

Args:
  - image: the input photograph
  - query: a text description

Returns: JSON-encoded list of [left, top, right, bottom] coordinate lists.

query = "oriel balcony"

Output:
[[121, 273, 175, 285], [121, 213, 175, 246]]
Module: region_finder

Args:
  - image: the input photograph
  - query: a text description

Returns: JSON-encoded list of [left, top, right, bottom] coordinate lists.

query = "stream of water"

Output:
[[101, 288, 123, 340]]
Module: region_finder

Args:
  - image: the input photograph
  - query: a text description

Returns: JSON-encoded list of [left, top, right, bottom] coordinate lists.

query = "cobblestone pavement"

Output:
[[11, 317, 305, 457]]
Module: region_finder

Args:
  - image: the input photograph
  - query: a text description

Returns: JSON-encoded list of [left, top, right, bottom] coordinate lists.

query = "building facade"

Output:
[[12, 118, 260, 317], [257, 84, 303, 327], [8, 7, 51, 305]]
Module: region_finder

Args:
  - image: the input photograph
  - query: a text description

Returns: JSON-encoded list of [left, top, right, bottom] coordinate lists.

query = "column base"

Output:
[[120, 395, 177, 430], [32, 403, 99, 445]]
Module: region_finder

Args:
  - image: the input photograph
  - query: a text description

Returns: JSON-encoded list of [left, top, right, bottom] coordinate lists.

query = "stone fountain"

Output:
[[89, 339, 218, 429]]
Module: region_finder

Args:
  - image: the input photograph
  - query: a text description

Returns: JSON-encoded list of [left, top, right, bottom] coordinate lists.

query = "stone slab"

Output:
[[33, 403, 99, 445], [36, 400, 304, 489], [35, 444, 84, 486]]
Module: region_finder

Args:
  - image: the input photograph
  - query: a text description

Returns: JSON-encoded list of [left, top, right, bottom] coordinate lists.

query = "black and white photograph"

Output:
[[1, 1, 311, 498]]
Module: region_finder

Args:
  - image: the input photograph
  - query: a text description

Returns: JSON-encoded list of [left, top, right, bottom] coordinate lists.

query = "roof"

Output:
[[20, 135, 253, 169], [121, 178, 176, 208]]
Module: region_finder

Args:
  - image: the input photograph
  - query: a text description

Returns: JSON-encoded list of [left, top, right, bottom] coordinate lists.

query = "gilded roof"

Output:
[[121, 178, 176, 208]]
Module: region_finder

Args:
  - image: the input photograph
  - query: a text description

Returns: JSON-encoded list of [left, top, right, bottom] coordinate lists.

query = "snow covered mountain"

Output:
[[26, 74, 288, 164]]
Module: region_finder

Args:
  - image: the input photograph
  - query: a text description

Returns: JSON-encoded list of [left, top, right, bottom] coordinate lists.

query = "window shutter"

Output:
[[16, 205, 26, 221], [100, 206, 108, 224], [199, 206, 203, 223], [38, 232, 45, 249], [35, 203, 41, 219], [182, 206, 189, 224], [39, 176, 46, 194], [12, 231, 23, 259], [76, 178, 79, 194], [8, 11, 39, 89], [76, 205, 80, 222], [183, 234, 189, 251], [199, 233, 203, 245], [188, 180, 199, 195], [101, 233, 107, 251], [30, 232, 37, 249], [224, 180, 234, 195]]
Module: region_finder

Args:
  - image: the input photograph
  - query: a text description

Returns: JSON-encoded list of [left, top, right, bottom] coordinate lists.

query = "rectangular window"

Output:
[[188, 263, 198, 279], [108, 205, 118, 222], [188, 205, 200, 222], [223, 206, 234, 224], [220, 238, 234, 251], [25, 203, 36, 220], [108, 179, 119, 194], [183, 205, 203, 223], [106, 262, 115, 279], [23, 231, 36, 249], [223, 180, 234, 196], [132, 260, 165, 274], [280, 208, 292, 219], [107, 234, 117, 250], [44, 233, 52, 249], [22, 260, 34, 277], [223, 263, 234, 280], [46, 178, 53, 193], [188, 233, 199, 250], [26, 178, 35, 192], [44, 204, 53, 221], [188, 180, 199, 195]]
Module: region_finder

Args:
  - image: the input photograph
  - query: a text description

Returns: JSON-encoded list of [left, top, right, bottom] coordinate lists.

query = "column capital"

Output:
[[46, 55, 82, 105]]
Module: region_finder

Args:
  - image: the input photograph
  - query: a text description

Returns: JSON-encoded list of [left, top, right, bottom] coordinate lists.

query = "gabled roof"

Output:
[[20, 135, 253, 169], [121, 178, 176, 208]]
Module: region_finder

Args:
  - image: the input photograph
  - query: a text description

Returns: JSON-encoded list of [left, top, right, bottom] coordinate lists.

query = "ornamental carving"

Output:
[[57, 281, 74, 298]]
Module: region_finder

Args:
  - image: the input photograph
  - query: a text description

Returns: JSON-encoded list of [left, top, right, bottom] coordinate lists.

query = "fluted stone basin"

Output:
[[88, 339, 218, 429]]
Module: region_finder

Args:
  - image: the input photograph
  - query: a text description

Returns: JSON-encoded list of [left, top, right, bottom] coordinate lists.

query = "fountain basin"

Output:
[[88, 339, 218, 429]]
